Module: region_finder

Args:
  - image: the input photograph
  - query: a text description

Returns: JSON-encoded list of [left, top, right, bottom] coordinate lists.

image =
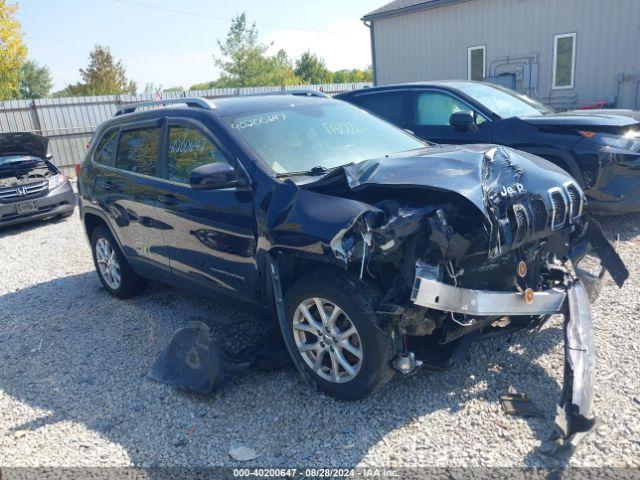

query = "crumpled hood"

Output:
[[0, 132, 49, 159], [342, 144, 573, 215]]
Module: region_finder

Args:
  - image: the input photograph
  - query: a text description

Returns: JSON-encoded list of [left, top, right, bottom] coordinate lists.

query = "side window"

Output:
[[354, 92, 405, 126], [413, 91, 481, 126], [116, 127, 160, 176], [93, 129, 118, 167], [167, 126, 231, 184]]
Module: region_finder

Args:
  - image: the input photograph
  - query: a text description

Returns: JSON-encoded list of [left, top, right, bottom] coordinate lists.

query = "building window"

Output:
[[553, 33, 576, 89], [467, 45, 485, 81]]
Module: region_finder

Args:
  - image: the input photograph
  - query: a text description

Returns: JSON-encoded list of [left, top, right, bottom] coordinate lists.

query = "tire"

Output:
[[90, 225, 147, 299], [283, 269, 394, 400]]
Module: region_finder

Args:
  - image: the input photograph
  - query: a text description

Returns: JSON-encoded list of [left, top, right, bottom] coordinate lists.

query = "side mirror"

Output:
[[189, 163, 246, 190], [449, 111, 478, 132]]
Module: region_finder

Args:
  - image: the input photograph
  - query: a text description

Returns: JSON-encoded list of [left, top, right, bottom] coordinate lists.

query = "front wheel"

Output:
[[283, 270, 394, 400]]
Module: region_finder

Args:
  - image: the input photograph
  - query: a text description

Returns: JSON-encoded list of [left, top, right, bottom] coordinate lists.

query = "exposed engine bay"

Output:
[[0, 158, 58, 189]]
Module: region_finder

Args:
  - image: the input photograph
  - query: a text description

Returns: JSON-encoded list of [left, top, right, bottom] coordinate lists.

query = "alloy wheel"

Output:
[[292, 297, 363, 383], [95, 237, 122, 290]]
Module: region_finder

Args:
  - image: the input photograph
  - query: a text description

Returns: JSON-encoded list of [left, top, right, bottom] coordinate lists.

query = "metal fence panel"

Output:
[[0, 82, 371, 173]]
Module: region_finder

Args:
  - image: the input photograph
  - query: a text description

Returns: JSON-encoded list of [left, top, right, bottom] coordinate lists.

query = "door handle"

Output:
[[96, 179, 117, 191], [156, 193, 180, 206]]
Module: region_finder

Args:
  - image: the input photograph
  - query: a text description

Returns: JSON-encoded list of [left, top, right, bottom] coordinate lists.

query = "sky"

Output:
[[16, 0, 383, 92]]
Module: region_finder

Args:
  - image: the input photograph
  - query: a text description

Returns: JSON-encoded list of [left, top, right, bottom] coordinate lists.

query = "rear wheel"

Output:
[[90, 226, 147, 298], [284, 270, 394, 400]]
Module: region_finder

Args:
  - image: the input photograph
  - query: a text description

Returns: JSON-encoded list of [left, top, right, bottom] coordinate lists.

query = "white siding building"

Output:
[[363, 0, 640, 109]]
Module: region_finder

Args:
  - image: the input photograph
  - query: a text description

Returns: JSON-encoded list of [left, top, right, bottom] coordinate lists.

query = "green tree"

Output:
[[163, 86, 184, 92], [294, 51, 332, 84], [190, 81, 217, 91], [263, 50, 299, 87], [214, 13, 273, 87], [19, 60, 53, 98], [0, 1, 28, 100], [332, 67, 373, 83], [64, 45, 137, 96], [80, 45, 137, 95], [52, 84, 85, 98]]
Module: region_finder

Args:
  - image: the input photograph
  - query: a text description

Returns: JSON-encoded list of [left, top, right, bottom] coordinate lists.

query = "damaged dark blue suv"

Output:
[[78, 94, 627, 450]]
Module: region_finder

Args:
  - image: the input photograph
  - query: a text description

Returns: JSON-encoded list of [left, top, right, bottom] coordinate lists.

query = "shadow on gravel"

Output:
[[0, 214, 75, 239], [594, 212, 640, 242], [0, 269, 567, 469]]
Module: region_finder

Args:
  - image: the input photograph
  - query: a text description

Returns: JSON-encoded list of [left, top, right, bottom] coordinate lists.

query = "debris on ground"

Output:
[[229, 446, 260, 462], [500, 393, 543, 417], [148, 321, 290, 395]]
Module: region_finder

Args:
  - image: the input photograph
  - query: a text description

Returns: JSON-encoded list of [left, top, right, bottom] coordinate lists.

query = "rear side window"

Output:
[[116, 128, 160, 176], [167, 126, 231, 184], [93, 129, 118, 167], [354, 92, 406, 126]]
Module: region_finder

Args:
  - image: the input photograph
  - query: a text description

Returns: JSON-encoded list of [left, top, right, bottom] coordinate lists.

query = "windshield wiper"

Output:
[[275, 165, 336, 178]]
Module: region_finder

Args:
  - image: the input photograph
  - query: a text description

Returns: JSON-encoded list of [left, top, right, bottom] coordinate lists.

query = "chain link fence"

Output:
[[0, 82, 371, 174]]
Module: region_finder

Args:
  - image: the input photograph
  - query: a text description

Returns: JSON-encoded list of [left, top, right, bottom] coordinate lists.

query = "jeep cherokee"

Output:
[[77, 94, 627, 448]]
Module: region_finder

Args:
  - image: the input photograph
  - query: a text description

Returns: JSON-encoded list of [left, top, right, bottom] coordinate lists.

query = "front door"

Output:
[[408, 90, 492, 145], [153, 118, 259, 301], [91, 120, 171, 277]]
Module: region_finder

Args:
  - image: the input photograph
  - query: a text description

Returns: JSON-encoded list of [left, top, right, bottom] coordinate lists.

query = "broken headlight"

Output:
[[580, 130, 640, 152], [48, 173, 68, 190]]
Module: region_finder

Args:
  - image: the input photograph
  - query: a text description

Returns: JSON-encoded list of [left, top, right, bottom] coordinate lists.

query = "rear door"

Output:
[[408, 89, 492, 144], [91, 119, 170, 276], [153, 117, 259, 301]]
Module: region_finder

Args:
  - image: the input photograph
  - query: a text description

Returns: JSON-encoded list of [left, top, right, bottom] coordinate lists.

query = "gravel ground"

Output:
[[0, 212, 639, 469]]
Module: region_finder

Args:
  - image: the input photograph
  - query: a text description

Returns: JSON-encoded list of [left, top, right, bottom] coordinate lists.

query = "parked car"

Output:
[[78, 95, 626, 420], [0, 132, 75, 228], [335, 82, 640, 213]]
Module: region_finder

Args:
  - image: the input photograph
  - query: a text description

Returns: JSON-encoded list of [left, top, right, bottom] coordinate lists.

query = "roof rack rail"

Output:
[[115, 97, 216, 116], [246, 89, 329, 98]]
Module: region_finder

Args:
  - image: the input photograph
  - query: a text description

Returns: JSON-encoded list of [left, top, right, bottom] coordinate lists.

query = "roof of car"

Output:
[[336, 80, 482, 97], [212, 93, 335, 116], [106, 94, 337, 126]]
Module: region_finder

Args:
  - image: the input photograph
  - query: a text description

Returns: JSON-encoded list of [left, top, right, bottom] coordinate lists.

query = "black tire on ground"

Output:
[[283, 269, 394, 400], [90, 225, 147, 299]]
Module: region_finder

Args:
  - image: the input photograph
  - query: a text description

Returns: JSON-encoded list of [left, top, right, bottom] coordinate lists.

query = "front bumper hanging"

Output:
[[411, 262, 567, 316], [542, 279, 597, 456]]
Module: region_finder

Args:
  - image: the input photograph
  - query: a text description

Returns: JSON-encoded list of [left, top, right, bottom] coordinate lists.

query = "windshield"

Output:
[[224, 102, 426, 174], [0, 155, 32, 166], [457, 83, 553, 118]]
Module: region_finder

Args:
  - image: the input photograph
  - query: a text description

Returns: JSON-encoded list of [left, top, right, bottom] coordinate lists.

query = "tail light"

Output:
[[75, 163, 81, 178]]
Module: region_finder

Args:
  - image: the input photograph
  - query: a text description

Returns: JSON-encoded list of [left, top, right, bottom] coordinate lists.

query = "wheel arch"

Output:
[[272, 252, 347, 296], [82, 208, 126, 253]]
